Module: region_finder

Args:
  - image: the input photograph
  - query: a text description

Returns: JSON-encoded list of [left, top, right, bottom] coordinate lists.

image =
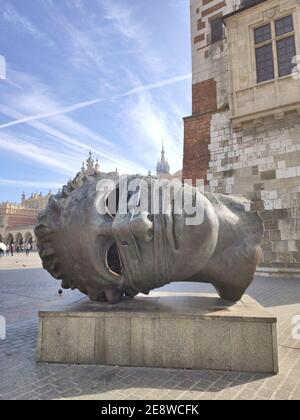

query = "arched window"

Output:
[[15, 233, 24, 246], [25, 232, 33, 244], [6, 234, 14, 245]]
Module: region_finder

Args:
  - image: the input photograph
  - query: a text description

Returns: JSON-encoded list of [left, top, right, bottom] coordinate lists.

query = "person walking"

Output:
[[26, 243, 31, 256], [0, 243, 5, 257], [10, 243, 14, 257]]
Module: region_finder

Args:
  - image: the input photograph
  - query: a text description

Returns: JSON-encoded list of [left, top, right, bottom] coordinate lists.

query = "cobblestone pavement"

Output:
[[0, 254, 299, 400], [0, 252, 42, 271]]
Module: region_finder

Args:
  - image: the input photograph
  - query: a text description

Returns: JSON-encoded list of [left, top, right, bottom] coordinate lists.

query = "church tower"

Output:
[[156, 141, 170, 176], [81, 151, 100, 176]]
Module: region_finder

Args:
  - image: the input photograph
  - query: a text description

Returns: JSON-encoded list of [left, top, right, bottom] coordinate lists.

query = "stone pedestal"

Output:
[[38, 292, 278, 374]]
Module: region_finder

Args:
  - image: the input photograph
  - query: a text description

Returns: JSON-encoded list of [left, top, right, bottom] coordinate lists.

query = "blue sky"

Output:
[[0, 0, 191, 203]]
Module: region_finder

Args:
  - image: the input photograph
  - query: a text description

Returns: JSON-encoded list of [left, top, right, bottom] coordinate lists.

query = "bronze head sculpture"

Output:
[[35, 169, 264, 304]]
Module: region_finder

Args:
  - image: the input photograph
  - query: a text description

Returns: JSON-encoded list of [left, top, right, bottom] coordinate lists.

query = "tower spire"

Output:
[[86, 150, 94, 172], [161, 139, 166, 164], [156, 139, 170, 176]]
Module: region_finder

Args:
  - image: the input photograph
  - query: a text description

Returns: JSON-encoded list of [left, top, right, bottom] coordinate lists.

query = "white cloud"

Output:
[[120, 90, 183, 173], [99, 0, 166, 75], [41, 0, 112, 82], [0, 73, 191, 129], [0, 0, 54, 46], [101, 1, 141, 41], [0, 103, 145, 175], [0, 132, 75, 175], [0, 1, 190, 183], [0, 179, 63, 189], [121, 74, 191, 96], [0, 65, 148, 173], [0, 65, 189, 176]]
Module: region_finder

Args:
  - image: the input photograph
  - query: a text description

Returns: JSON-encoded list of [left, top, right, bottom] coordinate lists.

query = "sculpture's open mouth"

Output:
[[106, 243, 123, 276]]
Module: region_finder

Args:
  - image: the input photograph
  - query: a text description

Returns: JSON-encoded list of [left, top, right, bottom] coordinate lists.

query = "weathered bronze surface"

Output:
[[35, 171, 264, 304]]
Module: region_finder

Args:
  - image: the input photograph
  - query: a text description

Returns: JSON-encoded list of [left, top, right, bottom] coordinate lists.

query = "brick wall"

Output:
[[8, 216, 37, 228], [183, 113, 212, 183], [192, 79, 217, 115], [184, 0, 231, 184], [183, 79, 217, 183]]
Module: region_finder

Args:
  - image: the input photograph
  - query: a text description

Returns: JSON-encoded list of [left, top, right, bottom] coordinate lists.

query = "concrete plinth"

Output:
[[38, 292, 279, 374]]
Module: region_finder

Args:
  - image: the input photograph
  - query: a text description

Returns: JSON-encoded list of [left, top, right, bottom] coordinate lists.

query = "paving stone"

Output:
[[0, 264, 300, 400]]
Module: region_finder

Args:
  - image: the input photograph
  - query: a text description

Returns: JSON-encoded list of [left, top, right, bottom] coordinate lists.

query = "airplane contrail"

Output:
[[0, 73, 191, 129]]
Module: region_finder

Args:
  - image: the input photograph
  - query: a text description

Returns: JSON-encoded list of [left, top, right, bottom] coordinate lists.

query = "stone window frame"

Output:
[[252, 12, 297, 85], [209, 14, 225, 44]]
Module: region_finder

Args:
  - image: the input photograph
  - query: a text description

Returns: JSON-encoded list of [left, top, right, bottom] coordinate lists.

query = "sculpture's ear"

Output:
[[205, 193, 264, 249], [199, 194, 264, 302]]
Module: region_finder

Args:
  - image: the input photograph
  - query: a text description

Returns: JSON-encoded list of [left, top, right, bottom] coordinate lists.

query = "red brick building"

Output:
[[183, 0, 300, 273]]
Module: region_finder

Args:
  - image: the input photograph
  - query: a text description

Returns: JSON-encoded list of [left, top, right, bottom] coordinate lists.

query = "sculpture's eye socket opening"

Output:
[[106, 243, 122, 276], [105, 188, 119, 219]]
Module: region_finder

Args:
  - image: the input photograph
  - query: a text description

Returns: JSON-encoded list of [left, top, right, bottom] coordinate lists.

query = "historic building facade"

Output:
[[0, 153, 103, 250], [0, 192, 52, 249], [184, 0, 300, 273]]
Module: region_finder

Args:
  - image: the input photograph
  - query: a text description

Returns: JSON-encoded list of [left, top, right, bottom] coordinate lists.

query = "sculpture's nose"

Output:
[[112, 211, 154, 243], [129, 212, 154, 243], [111, 211, 154, 294]]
